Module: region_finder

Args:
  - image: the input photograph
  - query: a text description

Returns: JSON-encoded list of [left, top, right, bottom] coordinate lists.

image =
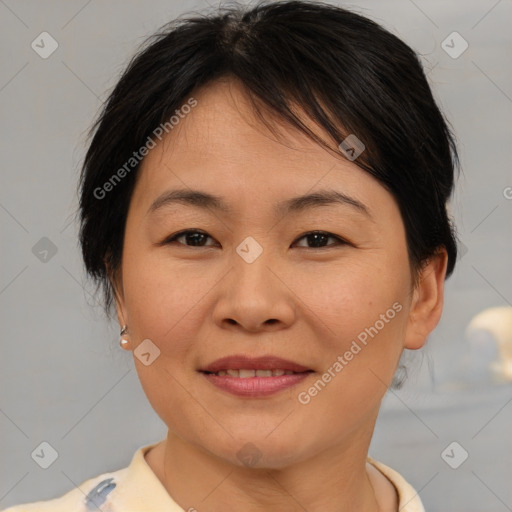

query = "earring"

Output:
[[120, 325, 130, 350]]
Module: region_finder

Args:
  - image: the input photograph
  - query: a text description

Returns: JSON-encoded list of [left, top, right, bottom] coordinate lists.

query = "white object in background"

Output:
[[466, 306, 512, 381]]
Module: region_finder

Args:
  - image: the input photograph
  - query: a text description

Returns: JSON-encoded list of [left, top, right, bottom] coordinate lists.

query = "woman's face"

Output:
[[114, 78, 445, 468]]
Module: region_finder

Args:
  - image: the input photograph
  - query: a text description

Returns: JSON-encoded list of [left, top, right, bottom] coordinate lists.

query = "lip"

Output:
[[199, 354, 312, 373], [199, 354, 313, 398], [201, 372, 312, 397]]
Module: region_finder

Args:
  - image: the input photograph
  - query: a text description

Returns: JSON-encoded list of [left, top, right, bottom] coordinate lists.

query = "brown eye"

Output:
[[293, 231, 347, 249], [162, 230, 348, 249], [164, 230, 217, 247]]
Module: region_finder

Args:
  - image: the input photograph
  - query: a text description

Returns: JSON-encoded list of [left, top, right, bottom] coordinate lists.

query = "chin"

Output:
[[209, 432, 310, 470]]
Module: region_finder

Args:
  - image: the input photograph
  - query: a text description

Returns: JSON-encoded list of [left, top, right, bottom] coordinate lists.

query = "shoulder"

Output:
[[367, 457, 426, 512], [1, 468, 127, 512], [1, 441, 177, 512]]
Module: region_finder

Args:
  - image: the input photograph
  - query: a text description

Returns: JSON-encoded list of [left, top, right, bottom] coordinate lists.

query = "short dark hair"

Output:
[[78, 0, 459, 315]]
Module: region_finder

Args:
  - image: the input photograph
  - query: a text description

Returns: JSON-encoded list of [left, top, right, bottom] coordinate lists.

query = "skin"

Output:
[[111, 77, 448, 512]]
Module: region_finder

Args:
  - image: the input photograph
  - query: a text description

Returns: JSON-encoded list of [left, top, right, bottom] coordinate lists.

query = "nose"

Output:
[[212, 244, 296, 333]]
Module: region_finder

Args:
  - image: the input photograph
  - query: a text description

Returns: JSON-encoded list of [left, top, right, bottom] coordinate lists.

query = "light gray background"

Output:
[[1, 0, 511, 510]]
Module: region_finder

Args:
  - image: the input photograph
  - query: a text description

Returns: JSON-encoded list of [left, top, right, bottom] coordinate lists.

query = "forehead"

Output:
[[130, 78, 391, 216], [145, 79, 338, 173]]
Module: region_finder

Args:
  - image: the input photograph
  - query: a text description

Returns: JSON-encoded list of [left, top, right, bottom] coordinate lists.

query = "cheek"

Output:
[[294, 297, 407, 440], [292, 258, 409, 408], [121, 252, 215, 435], [296, 256, 410, 344], [121, 249, 214, 354]]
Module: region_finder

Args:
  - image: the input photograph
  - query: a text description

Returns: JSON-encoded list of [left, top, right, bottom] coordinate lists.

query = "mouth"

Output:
[[199, 355, 314, 397], [202, 368, 307, 377], [199, 354, 313, 374]]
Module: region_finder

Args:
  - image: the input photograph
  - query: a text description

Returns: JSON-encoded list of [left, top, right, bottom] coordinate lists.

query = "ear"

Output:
[[105, 259, 128, 328], [404, 249, 448, 350]]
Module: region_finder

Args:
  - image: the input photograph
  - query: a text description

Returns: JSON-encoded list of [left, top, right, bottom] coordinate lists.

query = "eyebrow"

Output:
[[147, 188, 372, 219]]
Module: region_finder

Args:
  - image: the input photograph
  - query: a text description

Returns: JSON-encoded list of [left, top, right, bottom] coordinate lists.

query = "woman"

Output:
[[5, 0, 458, 510]]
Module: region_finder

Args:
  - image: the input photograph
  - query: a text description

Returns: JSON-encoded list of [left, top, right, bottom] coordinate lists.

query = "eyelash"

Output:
[[162, 229, 349, 249]]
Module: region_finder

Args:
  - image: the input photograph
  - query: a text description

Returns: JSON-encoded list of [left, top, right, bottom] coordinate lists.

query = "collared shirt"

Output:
[[3, 442, 425, 512]]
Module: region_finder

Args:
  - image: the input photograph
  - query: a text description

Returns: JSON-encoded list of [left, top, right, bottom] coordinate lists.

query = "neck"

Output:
[[146, 421, 390, 512]]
